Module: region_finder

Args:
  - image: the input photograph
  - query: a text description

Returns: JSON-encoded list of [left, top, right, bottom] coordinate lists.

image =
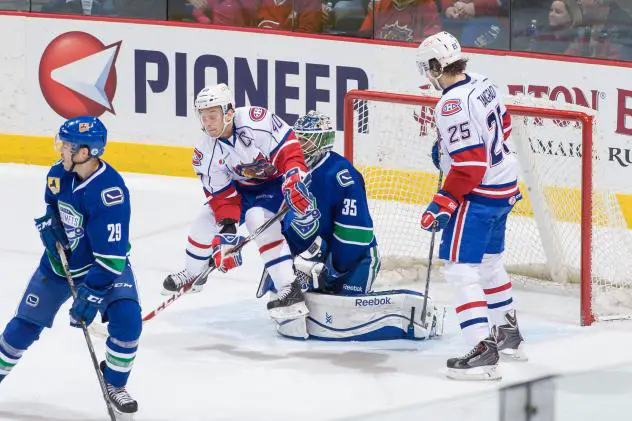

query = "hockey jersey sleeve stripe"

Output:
[[448, 142, 485, 157], [93, 253, 127, 275], [333, 222, 374, 245], [502, 111, 512, 140], [47, 255, 92, 278]]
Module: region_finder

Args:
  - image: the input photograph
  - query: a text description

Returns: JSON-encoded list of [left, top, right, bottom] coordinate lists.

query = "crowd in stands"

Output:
[[2, 0, 631, 60]]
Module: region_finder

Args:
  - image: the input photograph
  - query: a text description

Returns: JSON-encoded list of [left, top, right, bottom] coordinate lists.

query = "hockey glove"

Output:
[[212, 233, 245, 273], [70, 284, 106, 327], [282, 168, 315, 216], [34, 207, 70, 261], [431, 140, 441, 170], [293, 237, 327, 291], [420, 191, 458, 231]]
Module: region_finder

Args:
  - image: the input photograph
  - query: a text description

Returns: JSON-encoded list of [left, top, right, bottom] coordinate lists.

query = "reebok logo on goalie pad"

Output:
[[355, 297, 392, 307]]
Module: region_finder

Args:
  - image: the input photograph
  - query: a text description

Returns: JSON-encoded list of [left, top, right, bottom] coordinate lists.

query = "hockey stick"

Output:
[[420, 169, 444, 330], [55, 243, 117, 421]]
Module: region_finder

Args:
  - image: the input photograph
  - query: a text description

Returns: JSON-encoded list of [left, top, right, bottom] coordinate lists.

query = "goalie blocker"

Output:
[[270, 289, 445, 341]]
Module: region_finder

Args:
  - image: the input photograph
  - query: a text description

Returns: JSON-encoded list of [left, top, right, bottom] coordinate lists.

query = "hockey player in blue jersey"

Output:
[[0, 117, 142, 415], [416, 31, 526, 380], [259, 111, 444, 341]]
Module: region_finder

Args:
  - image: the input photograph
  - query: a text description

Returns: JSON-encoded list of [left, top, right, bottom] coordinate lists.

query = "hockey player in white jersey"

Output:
[[162, 83, 315, 321], [416, 31, 526, 380]]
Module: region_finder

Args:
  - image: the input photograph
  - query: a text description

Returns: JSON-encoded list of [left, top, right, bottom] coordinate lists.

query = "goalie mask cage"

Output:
[[344, 89, 632, 326]]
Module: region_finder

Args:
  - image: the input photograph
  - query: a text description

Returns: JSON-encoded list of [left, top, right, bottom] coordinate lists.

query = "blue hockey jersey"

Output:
[[283, 152, 377, 275], [39, 160, 131, 289]]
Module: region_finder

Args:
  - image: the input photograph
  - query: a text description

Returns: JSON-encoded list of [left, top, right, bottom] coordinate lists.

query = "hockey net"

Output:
[[344, 89, 632, 325]]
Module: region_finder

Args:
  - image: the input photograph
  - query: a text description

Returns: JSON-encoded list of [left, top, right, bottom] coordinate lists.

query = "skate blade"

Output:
[[446, 365, 502, 381], [268, 302, 310, 321], [500, 344, 528, 362], [160, 286, 202, 296]]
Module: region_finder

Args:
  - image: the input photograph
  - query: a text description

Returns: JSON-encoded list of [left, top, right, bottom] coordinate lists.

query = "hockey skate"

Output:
[[496, 310, 527, 361], [161, 269, 207, 295], [446, 329, 501, 381], [267, 279, 309, 321], [100, 361, 138, 420]]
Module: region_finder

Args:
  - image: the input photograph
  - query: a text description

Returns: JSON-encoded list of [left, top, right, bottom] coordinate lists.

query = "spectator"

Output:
[[187, 0, 256, 27], [359, 0, 442, 42], [111, 0, 167, 19], [40, 0, 108, 15], [441, 0, 509, 48], [256, 0, 324, 32], [566, 0, 632, 60], [324, 0, 368, 35], [530, 0, 582, 55]]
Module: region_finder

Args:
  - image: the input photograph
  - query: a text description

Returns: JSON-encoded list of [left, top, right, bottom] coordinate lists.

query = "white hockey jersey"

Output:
[[192, 106, 307, 223], [435, 73, 521, 206]]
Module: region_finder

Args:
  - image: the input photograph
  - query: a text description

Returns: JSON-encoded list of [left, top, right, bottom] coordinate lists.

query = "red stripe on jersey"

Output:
[[259, 239, 284, 254], [450, 201, 469, 261], [502, 111, 512, 140], [455, 301, 488, 313], [484, 282, 512, 295], [188, 237, 213, 249], [270, 132, 308, 174], [208, 185, 242, 223], [452, 145, 487, 163]]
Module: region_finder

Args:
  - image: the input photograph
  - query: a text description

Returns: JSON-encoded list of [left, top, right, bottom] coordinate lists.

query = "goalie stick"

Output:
[[90, 206, 290, 338], [56, 243, 117, 421]]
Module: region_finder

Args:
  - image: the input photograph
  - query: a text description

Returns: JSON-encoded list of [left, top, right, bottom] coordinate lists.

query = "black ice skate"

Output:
[[267, 279, 309, 321], [161, 269, 207, 295], [447, 329, 501, 380], [100, 361, 138, 418], [496, 310, 527, 361]]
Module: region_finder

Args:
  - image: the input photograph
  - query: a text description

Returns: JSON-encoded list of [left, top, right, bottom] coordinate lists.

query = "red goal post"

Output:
[[344, 89, 632, 326]]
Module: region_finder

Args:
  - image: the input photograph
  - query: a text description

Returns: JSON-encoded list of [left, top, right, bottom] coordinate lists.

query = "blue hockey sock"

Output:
[[104, 300, 142, 388], [0, 317, 43, 378]]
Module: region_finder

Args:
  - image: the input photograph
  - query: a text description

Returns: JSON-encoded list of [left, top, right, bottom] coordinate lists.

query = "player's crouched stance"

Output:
[[258, 111, 445, 341], [0, 117, 142, 415], [416, 32, 526, 380], [162, 84, 314, 321]]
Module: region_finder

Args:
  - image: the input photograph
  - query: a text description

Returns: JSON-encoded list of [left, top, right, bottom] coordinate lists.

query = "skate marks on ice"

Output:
[[0, 401, 104, 421]]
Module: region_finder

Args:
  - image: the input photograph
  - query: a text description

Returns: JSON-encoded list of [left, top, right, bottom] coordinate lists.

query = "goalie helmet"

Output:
[[293, 110, 335, 167], [55, 116, 107, 157], [416, 31, 462, 90]]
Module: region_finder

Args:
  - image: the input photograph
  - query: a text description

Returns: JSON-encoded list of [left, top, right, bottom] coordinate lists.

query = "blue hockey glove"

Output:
[[69, 284, 106, 327], [431, 140, 440, 170], [420, 191, 458, 231], [282, 168, 315, 216], [212, 233, 246, 273], [34, 207, 70, 260]]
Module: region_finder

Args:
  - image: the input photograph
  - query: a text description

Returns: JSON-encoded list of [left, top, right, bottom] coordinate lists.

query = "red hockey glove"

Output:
[[211, 233, 245, 273], [420, 190, 458, 231], [282, 168, 315, 216]]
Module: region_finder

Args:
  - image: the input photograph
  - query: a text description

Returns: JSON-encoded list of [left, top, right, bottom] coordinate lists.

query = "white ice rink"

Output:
[[1, 164, 632, 421]]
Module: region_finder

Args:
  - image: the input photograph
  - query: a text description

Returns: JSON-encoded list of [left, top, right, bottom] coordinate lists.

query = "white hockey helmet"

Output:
[[416, 31, 462, 90], [195, 83, 234, 114], [195, 83, 234, 137]]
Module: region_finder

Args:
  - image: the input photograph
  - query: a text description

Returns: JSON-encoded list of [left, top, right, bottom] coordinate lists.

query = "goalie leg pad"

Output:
[[303, 290, 444, 341]]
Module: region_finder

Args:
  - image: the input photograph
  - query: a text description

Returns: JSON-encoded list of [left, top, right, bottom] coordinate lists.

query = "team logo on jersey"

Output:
[[441, 99, 463, 116], [47, 177, 61, 195], [290, 207, 321, 239], [336, 169, 354, 187], [101, 187, 125, 207], [192, 148, 204, 166], [234, 153, 278, 180], [58, 201, 85, 251], [249, 107, 267, 122], [39, 31, 120, 119], [378, 21, 414, 42]]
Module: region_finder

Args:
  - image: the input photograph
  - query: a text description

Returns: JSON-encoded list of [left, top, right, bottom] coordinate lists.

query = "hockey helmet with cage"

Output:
[[293, 110, 335, 166], [416, 31, 462, 90], [56, 116, 107, 158]]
